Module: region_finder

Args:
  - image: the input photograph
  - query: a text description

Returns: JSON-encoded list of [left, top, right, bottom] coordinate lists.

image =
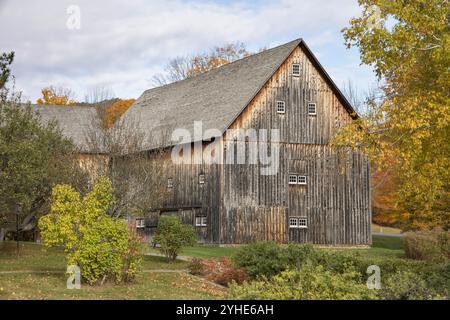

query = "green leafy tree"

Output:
[[0, 52, 14, 90], [38, 177, 143, 284], [0, 103, 87, 242], [153, 216, 196, 262], [334, 0, 450, 230]]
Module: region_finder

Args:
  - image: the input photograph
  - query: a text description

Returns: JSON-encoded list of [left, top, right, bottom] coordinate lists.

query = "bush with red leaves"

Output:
[[188, 257, 246, 286]]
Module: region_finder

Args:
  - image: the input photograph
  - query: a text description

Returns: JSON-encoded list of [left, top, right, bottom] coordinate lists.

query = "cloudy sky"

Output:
[[0, 0, 377, 102]]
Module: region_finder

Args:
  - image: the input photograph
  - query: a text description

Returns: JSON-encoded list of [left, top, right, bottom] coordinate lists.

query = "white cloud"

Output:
[[0, 0, 374, 102]]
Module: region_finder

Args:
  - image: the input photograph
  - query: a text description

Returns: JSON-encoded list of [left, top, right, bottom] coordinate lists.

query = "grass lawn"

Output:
[[148, 234, 406, 260], [0, 235, 406, 300], [0, 242, 224, 300], [147, 244, 238, 259]]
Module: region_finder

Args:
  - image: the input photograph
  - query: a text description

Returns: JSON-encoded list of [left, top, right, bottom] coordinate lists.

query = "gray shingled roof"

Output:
[[27, 38, 355, 154], [122, 39, 303, 150], [26, 104, 97, 153]]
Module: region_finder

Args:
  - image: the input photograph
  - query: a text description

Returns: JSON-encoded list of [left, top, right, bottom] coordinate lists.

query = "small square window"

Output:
[[167, 178, 173, 188], [298, 218, 307, 228], [308, 103, 317, 116], [288, 175, 298, 185], [292, 64, 301, 76], [195, 216, 207, 227], [136, 218, 145, 228], [298, 175, 307, 185], [276, 101, 286, 114], [289, 218, 298, 228], [199, 174, 205, 185]]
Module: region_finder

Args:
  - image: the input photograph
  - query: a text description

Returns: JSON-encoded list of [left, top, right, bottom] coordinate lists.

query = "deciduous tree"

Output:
[[153, 43, 252, 86], [36, 86, 77, 106], [334, 0, 449, 230]]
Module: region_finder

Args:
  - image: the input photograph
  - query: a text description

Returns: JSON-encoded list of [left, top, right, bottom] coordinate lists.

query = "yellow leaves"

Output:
[[36, 86, 77, 106], [103, 99, 135, 128], [38, 177, 140, 284]]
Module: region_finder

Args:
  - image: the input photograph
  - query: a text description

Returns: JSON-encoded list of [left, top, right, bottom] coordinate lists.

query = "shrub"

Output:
[[189, 257, 246, 286], [229, 264, 377, 300], [404, 230, 450, 261], [188, 258, 205, 276], [380, 270, 439, 300], [232, 242, 286, 278], [284, 244, 319, 267], [38, 177, 143, 285], [153, 216, 196, 262], [203, 257, 246, 286], [233, 242, 327, 279], [122, 232, 144, 282]]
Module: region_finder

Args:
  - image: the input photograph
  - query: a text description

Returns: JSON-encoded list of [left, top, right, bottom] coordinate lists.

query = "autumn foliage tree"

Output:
[[103, 99, 135, 128], [36, 86, 77, 106], [334, 0, 449, 230], [153, 43, 252, 85]]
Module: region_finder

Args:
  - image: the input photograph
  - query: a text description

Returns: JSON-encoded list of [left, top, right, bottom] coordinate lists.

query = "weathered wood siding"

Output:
[[221, 45, 371, 245], [287, 145, 371, 245], [144, 146, 222, 243]]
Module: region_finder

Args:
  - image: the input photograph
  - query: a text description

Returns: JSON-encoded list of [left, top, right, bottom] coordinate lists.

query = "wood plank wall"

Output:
[[221, 46, 371, 245]]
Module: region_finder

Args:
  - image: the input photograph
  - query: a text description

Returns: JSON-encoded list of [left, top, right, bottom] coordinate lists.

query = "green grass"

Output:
[[0, 242, 223, 300], [0, 235, 406, 299], [148, 244, 238, 259], [0, 272, 224, 300], [148, 235, 406, 260], [372, 234, 404, 251]]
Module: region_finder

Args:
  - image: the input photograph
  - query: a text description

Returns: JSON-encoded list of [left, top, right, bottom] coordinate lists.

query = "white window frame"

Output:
[[167, 177, 173, 188], [289, 217, 308, 229], [308, 103, 317, 116], [276, 101, 286, 114], [199, 174, 205, 185], [297, 175, 307, 185], [289, 218, 298, 228], [136, 218, 145, 228], [288, 174, 298, 185], [292, 63, 301, 77], [298, 218, 308, 228], [195, 216, 207, 227]]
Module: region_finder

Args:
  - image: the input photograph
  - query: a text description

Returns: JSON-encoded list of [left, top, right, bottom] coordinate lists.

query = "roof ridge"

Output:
[[141, 38, 302, 96]]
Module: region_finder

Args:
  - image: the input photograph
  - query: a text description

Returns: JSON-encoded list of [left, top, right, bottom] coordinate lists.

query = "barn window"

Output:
[[136, 218, 145, 228], [276, 101, 286, 114], [292, 63, 301, 76], [289, 217, 308, 228], [308, 103, 317, 115], [167, 178, 173, 188], [199, 174, 205, 185], [289, 218, 298, 228], [288, 174, 298, 185], [195, 216, 207, 227], [297, 175, 307, 185], [298, 218, 308, 228]]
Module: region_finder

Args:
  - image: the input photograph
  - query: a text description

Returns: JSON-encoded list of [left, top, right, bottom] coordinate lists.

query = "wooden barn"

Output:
[[121, 38, 372, 246], [32, 38, 371, 246]]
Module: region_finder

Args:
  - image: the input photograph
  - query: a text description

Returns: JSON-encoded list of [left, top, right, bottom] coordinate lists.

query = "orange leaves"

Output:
[[103, 99, 135, 128], [36, 86, 77, 106]]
